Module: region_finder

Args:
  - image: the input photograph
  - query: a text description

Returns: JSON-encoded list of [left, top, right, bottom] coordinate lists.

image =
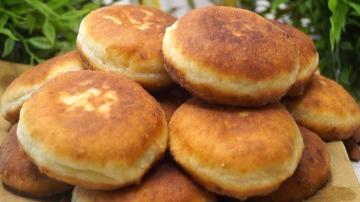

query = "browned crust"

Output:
[[286, 71, 316, 97], [77, 48, 94, 71], [283, 75, 360, 141], [19, 71, 167, 189], [169, 98, 303, 199], [0, 125, 71, 198], [1, 51, 83, 123], [271, 21, 318, 97], [77, 5, 176, 91], [353, 127, 360, 143], [73, 162, 216, 201], [163, 57, 286, 107], [22, 70, 166, 165], [172, 6, 298, 80], [248, 127, 330, 202], [4, 51, 80, 89], [271, 20, 318, 71], [2, 105, 21, 124]]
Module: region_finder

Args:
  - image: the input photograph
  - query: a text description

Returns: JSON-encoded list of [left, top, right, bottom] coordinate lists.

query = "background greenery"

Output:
[[0, 0, 359, 101], [0, 0, 99, 64]]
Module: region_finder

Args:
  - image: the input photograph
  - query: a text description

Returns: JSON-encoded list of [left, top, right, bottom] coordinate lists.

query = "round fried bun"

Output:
[[271, 21, 319, 96], [72, 162, 216, 202], [17, 71, 168, 190], [162, 6, 299, 106], [169, 98, 304, 200], [283, 75, 360, 141], [249, 127, 330, 202], [77, 5, 176, 91], [0, 124, 71, 198], [1, 51, 83, 123]]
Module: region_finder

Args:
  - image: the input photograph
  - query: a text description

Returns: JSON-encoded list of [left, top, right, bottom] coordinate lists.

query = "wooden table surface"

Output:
[[0, 60, 359, 201]]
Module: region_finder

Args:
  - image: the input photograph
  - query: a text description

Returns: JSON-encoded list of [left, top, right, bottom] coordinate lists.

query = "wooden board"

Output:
[[0, 60, 359, 201]]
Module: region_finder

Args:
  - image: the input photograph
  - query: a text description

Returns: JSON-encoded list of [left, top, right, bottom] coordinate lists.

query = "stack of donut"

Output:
[[1, 5, 359, 202]]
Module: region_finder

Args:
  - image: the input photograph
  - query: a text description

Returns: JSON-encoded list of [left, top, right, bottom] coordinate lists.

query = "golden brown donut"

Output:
[[271, 21, 319, 96], [248, 127, 330, 202], [162, 6, 299, 106], [169, 98, 304, 200], [283, 75, 360, 141], [77, 5, 176, 91], [0, 124, 71, 198], [17, 71, 168, 190], [72, 162, 216, 202], [1, 51, 83, 123]]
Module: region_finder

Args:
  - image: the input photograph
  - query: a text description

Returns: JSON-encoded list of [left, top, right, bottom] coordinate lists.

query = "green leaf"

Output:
[[42, 19, 56, 45], [271, 0, 289, 11], [61, 10, 82, 19], [24, 0, 59, 18], [0, 8, 24, 20], [48, 0, 70, 9], [3, 0, 24, 6], [2, 38, 15, 57], [26, 14, 36, 33], [0, 15, 9, 29], [329, 1, 349, 50], [9, 4, 34, 15], [27, 36, 53, 50], [0, 28, 18, 40], [328, 0, 337, 12], [348, 2, 360, 15]]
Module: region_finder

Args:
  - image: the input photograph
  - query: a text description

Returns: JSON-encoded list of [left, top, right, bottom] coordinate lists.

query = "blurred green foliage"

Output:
[[0, 0, 99, 64]]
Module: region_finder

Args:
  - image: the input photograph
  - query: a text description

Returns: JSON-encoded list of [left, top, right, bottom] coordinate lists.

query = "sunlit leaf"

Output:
[[348, 2, 360, 15], [28, 36, 53, 49], [42, 19, 56, 45], [24, 0, 59, 18], [0, 28, 18, 40], [2, 38, 15, 57], [0, 15, 9, 29], [328, 0, 337, 12], [329, 1, 349, 50]]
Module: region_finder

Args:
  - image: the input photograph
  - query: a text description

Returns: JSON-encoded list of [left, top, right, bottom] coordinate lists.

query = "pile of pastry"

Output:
[[1, 5, 359, 202]]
